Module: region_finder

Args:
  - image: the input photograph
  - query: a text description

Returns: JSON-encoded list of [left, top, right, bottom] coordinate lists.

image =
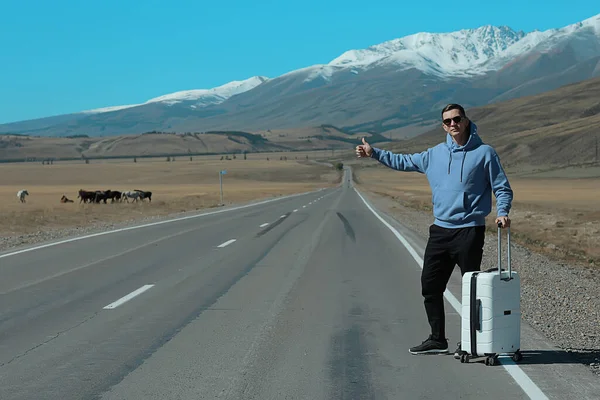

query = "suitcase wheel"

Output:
[[511, 350, 523, 362], [485, 355, 498, 366], [460, 353, 470, 363]]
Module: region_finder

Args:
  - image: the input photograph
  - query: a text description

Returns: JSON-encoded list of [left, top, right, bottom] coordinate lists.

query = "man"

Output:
[[356, 103, 513, 356]]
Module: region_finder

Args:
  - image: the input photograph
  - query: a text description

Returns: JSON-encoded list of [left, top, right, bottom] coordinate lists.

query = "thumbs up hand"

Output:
[[356, 137, 373, 158]]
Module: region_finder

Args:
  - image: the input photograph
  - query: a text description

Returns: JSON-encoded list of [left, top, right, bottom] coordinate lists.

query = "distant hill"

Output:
[[347, 78, 600, 173], [374, 75, 600, 169], [0, 125, 385, 162]]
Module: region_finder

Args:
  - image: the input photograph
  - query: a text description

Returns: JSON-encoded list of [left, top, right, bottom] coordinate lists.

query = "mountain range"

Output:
[[1, 13, 599, 138]]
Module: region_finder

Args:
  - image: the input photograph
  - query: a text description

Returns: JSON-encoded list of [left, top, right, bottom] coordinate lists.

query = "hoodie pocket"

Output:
[[432, 189, 466, 220]]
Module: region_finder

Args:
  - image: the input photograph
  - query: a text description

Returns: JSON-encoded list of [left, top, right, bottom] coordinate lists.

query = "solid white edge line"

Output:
[[217, 239, 236, 248], [354, 188, 549, 400], [260, 223, 269, 227], [103, 284, 154, 310], [0, 189, 324, 260]]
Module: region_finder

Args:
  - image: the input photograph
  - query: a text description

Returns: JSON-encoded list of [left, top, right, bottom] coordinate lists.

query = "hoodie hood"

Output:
[[445, 122, 482, 182], [445, 121, 482, 152]]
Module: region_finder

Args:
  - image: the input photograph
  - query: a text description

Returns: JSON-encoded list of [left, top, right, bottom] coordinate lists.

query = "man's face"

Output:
[[442, 109, 468, 138]]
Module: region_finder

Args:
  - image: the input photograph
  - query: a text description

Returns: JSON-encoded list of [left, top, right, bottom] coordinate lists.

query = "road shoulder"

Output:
[[353, 185, 600, 384]]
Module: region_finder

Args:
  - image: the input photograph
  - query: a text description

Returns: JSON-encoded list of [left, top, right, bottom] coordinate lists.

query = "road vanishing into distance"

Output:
[[1, 168, 598, 400]]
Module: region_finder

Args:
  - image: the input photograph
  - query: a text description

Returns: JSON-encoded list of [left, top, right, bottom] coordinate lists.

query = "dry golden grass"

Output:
[[354, 165, 600, 267], [0, 156, 341, 238]]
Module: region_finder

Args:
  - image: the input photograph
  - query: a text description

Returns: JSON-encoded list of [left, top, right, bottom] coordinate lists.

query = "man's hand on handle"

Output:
[[356, 137, 373, 158], [496, 216, 511, 228]]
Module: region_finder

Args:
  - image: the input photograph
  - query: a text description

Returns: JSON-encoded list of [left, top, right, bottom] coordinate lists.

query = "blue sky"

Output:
[[1, 0, 598, 124]]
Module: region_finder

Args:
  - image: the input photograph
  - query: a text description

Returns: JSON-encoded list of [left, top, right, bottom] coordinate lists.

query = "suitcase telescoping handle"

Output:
[[497, 221, 512, 280]]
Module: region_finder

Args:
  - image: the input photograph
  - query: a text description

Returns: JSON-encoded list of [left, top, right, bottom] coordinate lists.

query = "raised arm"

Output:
[[356, 137, 429, 173], [371, 147, 429, 173]]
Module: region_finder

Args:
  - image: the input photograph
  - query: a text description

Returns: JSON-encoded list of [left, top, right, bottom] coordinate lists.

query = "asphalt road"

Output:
[[0, 168, 598, 399]]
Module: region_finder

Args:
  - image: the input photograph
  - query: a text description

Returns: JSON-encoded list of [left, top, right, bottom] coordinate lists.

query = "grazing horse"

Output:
[[94, 190, 112, 204], [77, 189, 96, 203], [122, 190, 142, 203], [106, 190, 122, 203], [61, 195, 74, 203], [134, 189, 152, 202], [17, 189, 29, 203]]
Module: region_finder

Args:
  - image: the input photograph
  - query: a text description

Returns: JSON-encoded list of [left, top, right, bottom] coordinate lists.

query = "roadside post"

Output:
[[219, 169, 227, 205]]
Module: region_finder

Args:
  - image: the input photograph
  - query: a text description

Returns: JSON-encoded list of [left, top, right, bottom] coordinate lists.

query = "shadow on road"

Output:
[[512, 349, 600, 367], [449, 349, 600, 371], [336, 212, 356, 242]]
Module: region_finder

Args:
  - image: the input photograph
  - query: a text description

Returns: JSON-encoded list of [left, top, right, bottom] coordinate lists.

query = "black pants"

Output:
[[422, 224, 485, 341]]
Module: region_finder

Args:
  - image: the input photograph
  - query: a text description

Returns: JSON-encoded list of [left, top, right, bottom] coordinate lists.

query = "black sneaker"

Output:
[[409, 336, 448, 355], [454, 342, 466, 359]]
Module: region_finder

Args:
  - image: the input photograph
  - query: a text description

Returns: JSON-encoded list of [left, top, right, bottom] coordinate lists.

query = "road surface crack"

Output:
[[0, 311, 101, 367]]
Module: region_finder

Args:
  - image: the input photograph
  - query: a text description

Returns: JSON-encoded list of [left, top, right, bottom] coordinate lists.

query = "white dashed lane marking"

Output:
[[103, 284, 155, 310], [217, 239, 236, 248]]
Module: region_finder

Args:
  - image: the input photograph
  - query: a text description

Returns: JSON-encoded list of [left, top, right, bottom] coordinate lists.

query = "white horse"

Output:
[[17, 189, 29, 203], [122, 190, 141, 203]]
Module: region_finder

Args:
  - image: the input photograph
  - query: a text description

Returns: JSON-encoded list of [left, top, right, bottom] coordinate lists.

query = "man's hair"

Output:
[[441, 103, 466, 118]]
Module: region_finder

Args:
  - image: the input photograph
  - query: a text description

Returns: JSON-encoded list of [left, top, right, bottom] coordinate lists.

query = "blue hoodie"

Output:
[[370, 122, 513, 228]]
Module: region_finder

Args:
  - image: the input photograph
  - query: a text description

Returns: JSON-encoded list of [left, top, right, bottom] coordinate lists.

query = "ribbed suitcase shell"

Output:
[[460, 270, 521, 356]]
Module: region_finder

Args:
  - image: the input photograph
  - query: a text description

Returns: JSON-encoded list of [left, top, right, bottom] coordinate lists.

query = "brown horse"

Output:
[[61, 195, 74, 203], [78, 189, 96, 203]]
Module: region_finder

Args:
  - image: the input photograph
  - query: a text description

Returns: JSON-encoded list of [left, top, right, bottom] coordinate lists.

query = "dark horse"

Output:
[[90, 190, 121, 204], [107, 190, 122, 203], [134, 189, 152, 202], [78, 189, 96, 203], [94, 190, 111, 204]]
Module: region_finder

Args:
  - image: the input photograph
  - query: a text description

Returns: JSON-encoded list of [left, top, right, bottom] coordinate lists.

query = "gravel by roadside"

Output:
[[357, 187, 600, 376], [0, 215, 164, 253], [0, 194, 292, 255], [0, 202, 233, 255]]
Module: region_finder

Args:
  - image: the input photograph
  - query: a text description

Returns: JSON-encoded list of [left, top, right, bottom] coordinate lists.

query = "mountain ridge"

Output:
[[2, 74, 600, 172], [1, 13, 599, 137]]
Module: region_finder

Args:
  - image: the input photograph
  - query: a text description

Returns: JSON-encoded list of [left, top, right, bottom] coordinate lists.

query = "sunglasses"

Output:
[[442, 116, 464, 126]]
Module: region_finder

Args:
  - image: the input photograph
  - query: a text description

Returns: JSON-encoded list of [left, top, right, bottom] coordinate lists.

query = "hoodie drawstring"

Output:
[[448, 150, 467, 182], [460, 150, 466, 182]]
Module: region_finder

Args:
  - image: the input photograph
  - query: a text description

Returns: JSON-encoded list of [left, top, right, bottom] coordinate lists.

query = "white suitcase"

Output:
[[459, 223, 523, 366]]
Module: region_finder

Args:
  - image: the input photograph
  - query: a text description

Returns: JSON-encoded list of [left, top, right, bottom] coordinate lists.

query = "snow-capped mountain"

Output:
[[482, 13, 600, 70], [80, 76, 269, 114], [328, 25, 526, 77], [144, 76, 269, 106], [2, 13, 599, 138], [288, 12, 600, 82]]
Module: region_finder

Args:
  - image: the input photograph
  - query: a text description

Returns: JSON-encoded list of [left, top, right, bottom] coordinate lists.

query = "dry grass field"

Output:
[[353, 164, 600, 268], [0, 153, 341, 238]]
